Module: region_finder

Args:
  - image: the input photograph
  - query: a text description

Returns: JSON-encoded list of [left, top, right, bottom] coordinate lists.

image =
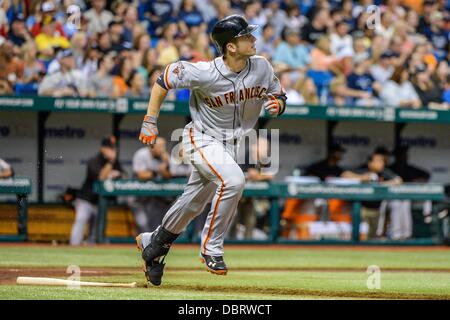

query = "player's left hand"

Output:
[[262, 94, 281, 116], [139, 115, 158, 145]]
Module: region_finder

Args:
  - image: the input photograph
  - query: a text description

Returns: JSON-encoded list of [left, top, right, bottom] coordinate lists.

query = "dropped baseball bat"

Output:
[[16, 277, 137, 288]]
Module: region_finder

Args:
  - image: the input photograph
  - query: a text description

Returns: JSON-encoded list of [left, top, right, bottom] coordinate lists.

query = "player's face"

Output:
[[234, 33, 257, 57]]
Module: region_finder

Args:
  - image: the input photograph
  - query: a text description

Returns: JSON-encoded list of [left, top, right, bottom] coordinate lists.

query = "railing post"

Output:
[[351, 201, 361, 242], [16, 194, 28, 241]]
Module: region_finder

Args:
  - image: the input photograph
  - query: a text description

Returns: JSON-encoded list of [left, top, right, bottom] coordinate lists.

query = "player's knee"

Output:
[[224, 172, 245, 193]]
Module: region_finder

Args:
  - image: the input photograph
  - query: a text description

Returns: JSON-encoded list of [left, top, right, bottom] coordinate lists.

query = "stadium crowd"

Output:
[[0, 0, 449, 108]]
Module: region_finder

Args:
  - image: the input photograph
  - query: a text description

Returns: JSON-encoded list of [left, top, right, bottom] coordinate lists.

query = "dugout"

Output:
[[0, 95, 449, 244]]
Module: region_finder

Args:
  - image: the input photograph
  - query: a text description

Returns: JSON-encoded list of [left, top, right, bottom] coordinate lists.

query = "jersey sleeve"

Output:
[[156, 61, 202, 90]]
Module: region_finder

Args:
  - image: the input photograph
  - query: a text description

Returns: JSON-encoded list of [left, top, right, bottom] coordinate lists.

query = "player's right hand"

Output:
[[139, 115, 158, 145]]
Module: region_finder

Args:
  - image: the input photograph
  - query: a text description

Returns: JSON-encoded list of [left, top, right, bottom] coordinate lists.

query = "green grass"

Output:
[[0, 245, 449, 299]]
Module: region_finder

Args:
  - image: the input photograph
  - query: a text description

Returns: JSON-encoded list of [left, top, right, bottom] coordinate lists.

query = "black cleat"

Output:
[[200, 254, 228, 275], [136, 233, 166, 286]]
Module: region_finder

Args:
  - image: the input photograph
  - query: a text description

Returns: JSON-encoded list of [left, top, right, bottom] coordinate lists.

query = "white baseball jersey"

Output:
[[159, 55, 285, 141]]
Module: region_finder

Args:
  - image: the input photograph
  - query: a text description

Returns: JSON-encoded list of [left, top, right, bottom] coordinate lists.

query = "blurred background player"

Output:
[[229, 136, 274, 240], [0, 158, 14, 179], [130, 137, 172, 234], [70, 136, 125, 245]]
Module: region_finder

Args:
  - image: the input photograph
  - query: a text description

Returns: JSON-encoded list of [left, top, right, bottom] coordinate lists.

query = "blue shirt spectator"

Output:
[[273, 27, 310, 69], [178, 1, 204, 29]]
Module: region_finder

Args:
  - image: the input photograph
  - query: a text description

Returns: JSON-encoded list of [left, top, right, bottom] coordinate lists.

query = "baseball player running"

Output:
[[135, 15, 287, 286]]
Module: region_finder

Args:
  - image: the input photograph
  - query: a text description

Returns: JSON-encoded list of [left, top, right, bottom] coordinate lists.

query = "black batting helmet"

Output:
[[211, 15, 258, 54]]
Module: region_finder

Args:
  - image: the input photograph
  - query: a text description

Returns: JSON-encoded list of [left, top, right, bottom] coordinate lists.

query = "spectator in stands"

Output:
[[16, 41, 45, 94], [156, 22, 179, 66], [329, 75, 369, 106], [112, 56, 132, 97], [84, 0, 114, 35], [273, 27, 310, 71], [294, 76, 319, 105], [280, 71, 304, 105], [255, 23, 276, 58], [0, 3, 8, 39], [301, 8, 330, 44], [108, 20, 125, 53], [380, 67, 421, 108], [142, 0, 174, 37], [30, 1, 67, 38], [112, 0, 129, 22], [88, 53, 115, 97], [411, 64, 445, 109], [97, 31, 112, 54], [442, 74, 450, 105], [38, 49, 88, 97], [136, 48, 157, 80], [191, 32, 214, 62], [343, 151, 403, 239], [7, 13, 31, 47], [207, 0, 234, 33], [262, 0, 287, 39], [122, 5, 140, 44], [80, 43, 100, 78], [347, 59, 381, 107], [308, 35, 341, 94], [375, 10, 396, 41], [35, 15, 70, 62], [229, 136, 274, 240], [284, 3, 307, 31], [391, 20, 415, 57], [178, 0, 205, 32], [243, 1, 266, 38], [130, 137, 173, 233], [370, 50, 395, 84], [131, 33, 151, 70], [70, 31, 88, 69], [330, 20, 353, 75], [434, 60, 449, 88], [352, 35, 370, 65], [0, 40, 23, 94], [0, 158, 14, 179], [70, 136, 125, 245], [424, 10, 448, 62], [125, 69, 148, 98]]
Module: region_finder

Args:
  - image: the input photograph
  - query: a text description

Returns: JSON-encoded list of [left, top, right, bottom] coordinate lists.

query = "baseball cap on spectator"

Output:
[[57, 49, 73, 60], [41, 1, 56, 13], [380, 50, 397, 59], [101, 136, 117, 148], [12, 13, 25, 23], [412, 64, 428, 75], [329, 143, 347, 153]]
